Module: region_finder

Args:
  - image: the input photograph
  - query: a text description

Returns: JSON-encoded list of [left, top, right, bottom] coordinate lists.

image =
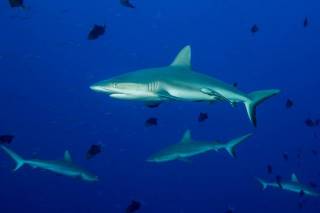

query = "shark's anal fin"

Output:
[[64, 151, 72, 162], [291, 173, 299, 183], [170, 45, 191, 68]]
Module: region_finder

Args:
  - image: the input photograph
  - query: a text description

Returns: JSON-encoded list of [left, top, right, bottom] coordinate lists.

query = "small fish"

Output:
[[283, 152, 289, 161], [86, 144, 102, 160], [304, 17, 309, 28], [305, 119, 315, 127], [120, 0, 135, 8], [285, 99, 294, 109], [198, 112, 208, 122], [276, 175, 283, 189], [232, 82, 238, 88], [267, 164, 273, 174], [145, 117, 157, 127], [88, 25, 106, 40], [126, 200, 141, 213], [251, 24, 259, 34], [8, 0, 25, 8], [0, 135, 15, 144]]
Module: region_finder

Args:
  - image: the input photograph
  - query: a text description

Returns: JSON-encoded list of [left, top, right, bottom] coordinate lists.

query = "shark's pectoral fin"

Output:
[[145, 101, 161, 108], [157, 90, 179, 101]]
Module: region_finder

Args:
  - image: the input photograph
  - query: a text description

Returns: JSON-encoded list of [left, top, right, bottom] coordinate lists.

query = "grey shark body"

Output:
[[90, 46, 280, 126], [257, 174, 319, 197], [147, 130, 252, 163], [1, 146, 98, 182]]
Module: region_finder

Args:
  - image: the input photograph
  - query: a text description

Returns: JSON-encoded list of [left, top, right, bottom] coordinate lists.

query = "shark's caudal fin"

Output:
[[244, 89, 280, 127], [256, 177, 268, 190], [224, 133, 252, 158], [1, 146, 25, 171]]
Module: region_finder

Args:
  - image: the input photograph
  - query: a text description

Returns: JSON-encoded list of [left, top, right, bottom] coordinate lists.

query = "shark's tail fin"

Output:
[[244, 89, 280, 127], [223, 133, 252, 158], [256, 177, 268, 190], [1, 146, 25, 171]]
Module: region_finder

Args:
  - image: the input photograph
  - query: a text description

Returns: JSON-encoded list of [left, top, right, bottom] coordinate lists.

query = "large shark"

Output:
[[1, 146, 98, 182], [257, 174, 319, 197], [147, 130, 252, 163], [90, 45, 280, 126]]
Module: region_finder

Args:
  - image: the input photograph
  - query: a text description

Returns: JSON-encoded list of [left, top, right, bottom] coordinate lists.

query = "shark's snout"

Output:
[[90, 84, 105, 92]]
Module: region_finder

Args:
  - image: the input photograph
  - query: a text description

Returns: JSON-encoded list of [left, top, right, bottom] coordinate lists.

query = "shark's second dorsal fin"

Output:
[[64, 151, 72, 162], [170, 45, 191, 68], [291, 173, 299, 182], [180, 130, 192, 143]]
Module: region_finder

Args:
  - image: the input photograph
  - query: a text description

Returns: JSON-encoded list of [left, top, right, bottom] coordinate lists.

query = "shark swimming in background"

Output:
[[1, 146, 98, 182], [147, 130, 252, 163], [257, 174, 320, 197], [90, 45, 280, 126]]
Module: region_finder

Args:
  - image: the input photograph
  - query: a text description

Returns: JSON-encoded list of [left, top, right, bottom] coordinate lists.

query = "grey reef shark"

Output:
[[147, 130, 252, 163], [90, 45, 280, 126], [1, 146, 98, 182], [257, 173, 320, 197]]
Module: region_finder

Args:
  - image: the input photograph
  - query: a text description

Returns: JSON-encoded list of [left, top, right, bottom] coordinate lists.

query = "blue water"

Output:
[[1, 0, 320, 212]]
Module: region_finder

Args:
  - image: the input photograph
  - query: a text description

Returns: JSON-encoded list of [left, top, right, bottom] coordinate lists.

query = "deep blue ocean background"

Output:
[[1, 0, 320, 212]]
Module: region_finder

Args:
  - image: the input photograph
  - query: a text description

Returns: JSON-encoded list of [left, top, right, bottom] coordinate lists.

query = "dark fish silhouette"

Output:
[[285, 99, 294, 109], [8, 0, 25, 8], [276, 175, 283, 189], [267, 164, 273, 174], [304, 17, 309, 28], [283, 152, 289, 161], [88, 25, 106, 40], [251, 24, 259, 34], [120, 0, 135, 8], [86, 144, 102, 160], [305, 119, 315, 127], [198, 112, 208, 122], [126, 200, 141, 213], [0, 135, 15, 144], [233, 82, 238, 88], [145, 117, 157, 127]]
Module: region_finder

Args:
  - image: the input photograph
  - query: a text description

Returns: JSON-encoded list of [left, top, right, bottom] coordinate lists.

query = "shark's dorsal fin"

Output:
[[180, 130, 192, 143], [64, 151, 72, 162], [291, 173, 299, 182], [170, 45, 191, 68]]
